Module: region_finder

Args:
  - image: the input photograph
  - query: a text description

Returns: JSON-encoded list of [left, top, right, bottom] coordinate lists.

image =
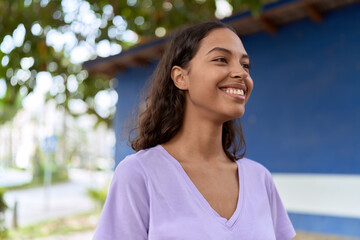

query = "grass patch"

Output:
[[5, 178, 69, 191], [7, 211, 100, 239], [5, 168, 69, 191]]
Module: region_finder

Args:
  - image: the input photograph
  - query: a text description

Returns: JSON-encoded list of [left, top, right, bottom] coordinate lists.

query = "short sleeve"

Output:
[[265, 170, 296, 240], [93, 156, 149, 240]]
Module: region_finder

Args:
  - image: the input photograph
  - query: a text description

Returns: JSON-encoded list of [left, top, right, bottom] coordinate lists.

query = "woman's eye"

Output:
[[242, 63, 251, 70], [214, 58, 227, 63]]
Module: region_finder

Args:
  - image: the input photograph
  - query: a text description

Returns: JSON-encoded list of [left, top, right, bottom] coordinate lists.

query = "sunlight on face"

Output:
[[183, 28, 254, 123]]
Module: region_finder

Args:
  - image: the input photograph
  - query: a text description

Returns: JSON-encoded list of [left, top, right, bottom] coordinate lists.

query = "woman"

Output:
[[93, 21, 296, 239]]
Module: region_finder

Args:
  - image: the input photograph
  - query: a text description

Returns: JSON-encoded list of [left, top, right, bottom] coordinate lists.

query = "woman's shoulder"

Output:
[[237, 158, 277, 194], [237, 157, 272, 176], [114, 145, 167, 177]]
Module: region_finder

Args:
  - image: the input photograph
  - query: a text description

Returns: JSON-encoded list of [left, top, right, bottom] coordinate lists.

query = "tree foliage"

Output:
[[0, 0, 265, 125]]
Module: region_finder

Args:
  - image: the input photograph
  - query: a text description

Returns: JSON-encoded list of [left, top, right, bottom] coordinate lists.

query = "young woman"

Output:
[[93, 21, 296, 239]]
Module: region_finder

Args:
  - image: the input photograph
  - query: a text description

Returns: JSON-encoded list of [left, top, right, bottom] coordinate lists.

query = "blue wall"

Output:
[[241, 5, 360, 174], [288, 213, 360, 238], [114, 62, 157, 165]]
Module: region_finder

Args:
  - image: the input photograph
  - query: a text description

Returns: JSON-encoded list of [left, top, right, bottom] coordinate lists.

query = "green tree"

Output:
[[1, 0, 266, 125]]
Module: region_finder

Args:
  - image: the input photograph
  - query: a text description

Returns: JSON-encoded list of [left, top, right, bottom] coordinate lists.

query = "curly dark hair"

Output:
[[129, 21, 246, 161]]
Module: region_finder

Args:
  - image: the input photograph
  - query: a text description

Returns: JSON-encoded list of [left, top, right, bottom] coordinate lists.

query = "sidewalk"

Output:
[[4, 169, 112, 228], [294, 232, 360, 240], [0, 168, 32, 187]]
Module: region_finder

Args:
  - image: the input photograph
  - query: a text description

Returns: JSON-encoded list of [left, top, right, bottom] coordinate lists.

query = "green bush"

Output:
[[87, 185, 109, 209], [0, 188, 7, 212], [0, 188, 8, 239]]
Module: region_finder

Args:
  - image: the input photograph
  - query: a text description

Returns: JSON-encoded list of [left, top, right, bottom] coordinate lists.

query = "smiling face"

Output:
[[171, 27, 254, 124]]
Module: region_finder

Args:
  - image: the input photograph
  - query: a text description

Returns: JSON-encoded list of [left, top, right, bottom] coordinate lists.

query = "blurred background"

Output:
[[0, 0, 359, 239]]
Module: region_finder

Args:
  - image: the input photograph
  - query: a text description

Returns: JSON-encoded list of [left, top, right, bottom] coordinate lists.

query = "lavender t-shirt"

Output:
[[93, 145, 296, 240]]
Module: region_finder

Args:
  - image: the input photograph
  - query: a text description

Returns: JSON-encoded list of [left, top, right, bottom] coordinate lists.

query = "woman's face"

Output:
[[179, 28, 254, 123]]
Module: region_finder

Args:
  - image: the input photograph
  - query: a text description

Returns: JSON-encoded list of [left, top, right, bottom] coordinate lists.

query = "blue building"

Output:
[[85, 0, 360, 237]]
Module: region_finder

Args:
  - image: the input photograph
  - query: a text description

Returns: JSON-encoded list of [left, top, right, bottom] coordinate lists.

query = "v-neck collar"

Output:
[[157, 145, 244, 228]]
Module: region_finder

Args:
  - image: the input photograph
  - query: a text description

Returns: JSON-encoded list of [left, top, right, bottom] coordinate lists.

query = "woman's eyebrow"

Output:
[[206, 47, 249, 59]]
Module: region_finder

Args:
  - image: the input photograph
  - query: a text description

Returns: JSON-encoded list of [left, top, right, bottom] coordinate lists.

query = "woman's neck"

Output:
[[162, 113, 230, 165]]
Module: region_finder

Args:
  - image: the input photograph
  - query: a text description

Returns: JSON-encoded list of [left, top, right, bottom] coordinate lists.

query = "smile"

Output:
[[220, 87, 246, 100]]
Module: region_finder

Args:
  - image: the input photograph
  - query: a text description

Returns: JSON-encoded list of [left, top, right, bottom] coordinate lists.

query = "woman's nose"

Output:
[[230, 65, 248, 79]]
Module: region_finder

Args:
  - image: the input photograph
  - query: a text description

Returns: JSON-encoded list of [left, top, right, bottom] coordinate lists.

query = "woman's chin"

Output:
[[222, 110, 245, 122], [233, 107, 246, 119]]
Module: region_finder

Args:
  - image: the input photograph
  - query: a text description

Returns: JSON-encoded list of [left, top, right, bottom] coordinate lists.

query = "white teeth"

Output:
[[224, 88, 245, 96]]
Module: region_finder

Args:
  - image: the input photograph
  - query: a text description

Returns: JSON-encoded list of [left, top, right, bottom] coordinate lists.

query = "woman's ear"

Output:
[[171, 66, 189, 90]]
